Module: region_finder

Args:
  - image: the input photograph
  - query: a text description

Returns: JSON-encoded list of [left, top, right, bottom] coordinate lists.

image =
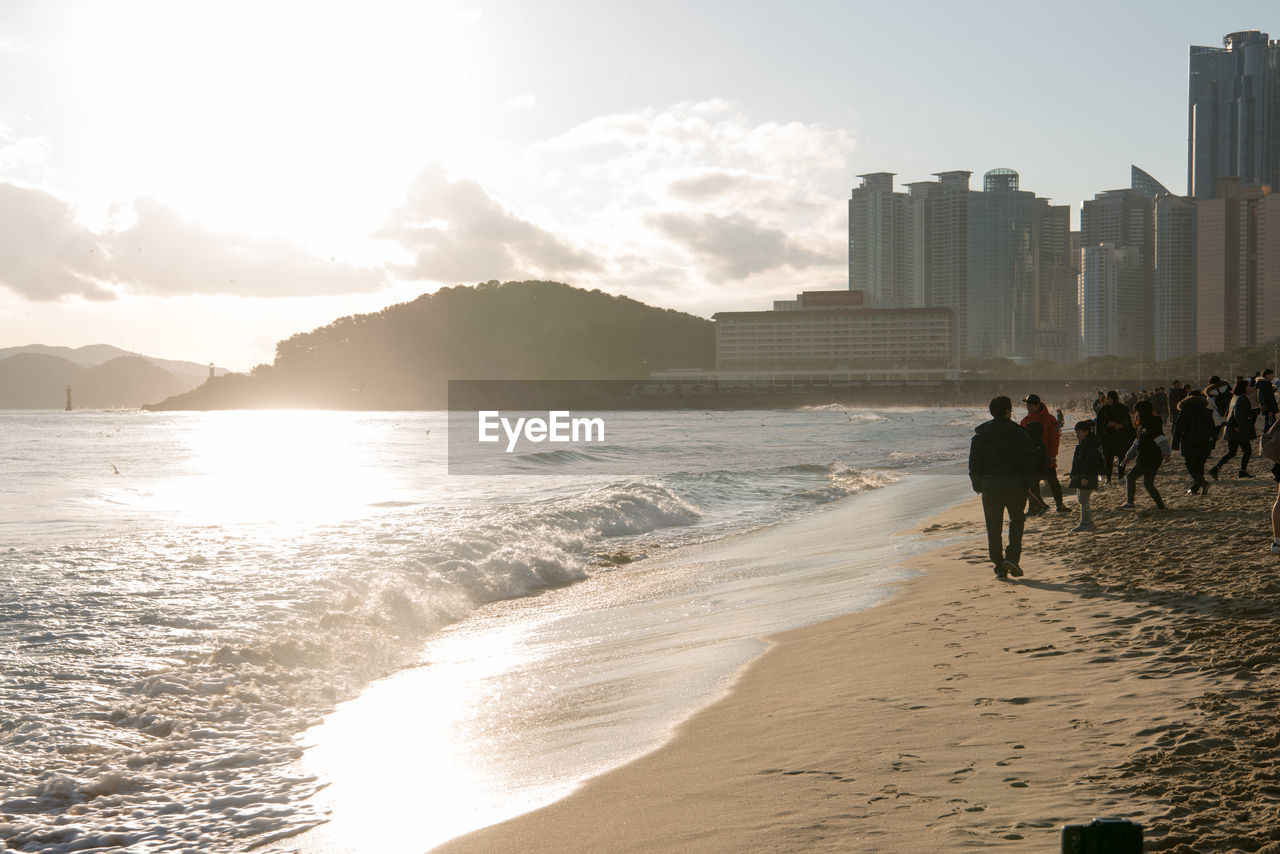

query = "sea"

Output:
[[0, 406, 985, 853]]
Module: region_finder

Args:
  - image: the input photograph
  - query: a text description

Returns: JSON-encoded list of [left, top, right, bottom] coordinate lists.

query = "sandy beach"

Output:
[[437, 436, 1280, 853]]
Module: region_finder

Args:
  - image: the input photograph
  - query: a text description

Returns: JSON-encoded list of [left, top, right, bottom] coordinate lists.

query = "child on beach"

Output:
[[1068, 420, 1102, 531]]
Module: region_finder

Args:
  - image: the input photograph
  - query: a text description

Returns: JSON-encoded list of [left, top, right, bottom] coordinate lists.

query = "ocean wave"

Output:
[[946, 412, 985, 427], [795, 404, 887, 424], [0, 479, 708, 852], [658, 461, 899, 517], [881, 449, 966, 469], [512, 447, 610, 465], [0, 407, 986, 851], [790, 464, 897, 505]]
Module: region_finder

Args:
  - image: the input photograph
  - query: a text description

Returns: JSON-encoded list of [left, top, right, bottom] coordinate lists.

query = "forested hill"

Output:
[[145, 281, 715, 410]]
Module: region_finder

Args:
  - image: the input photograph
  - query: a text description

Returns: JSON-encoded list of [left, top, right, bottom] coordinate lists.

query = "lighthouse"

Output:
[[65, 385, 72, 411]]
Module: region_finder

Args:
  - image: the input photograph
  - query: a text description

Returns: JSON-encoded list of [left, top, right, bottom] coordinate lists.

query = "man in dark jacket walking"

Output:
[[1173, 391, 1217, 495], [969, 395, 1036, 579]]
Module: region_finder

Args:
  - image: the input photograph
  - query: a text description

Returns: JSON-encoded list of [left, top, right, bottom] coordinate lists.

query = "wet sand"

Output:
[[437, 436, 1280, 852]]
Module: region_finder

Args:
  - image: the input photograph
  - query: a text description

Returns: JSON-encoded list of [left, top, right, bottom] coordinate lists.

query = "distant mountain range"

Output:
[[0, 345, 228, 387], [146, 280, 715, 410], [0, 346, 229, 410]]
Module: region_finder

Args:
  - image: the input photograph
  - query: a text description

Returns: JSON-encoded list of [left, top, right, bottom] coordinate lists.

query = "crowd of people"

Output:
[[967, 370, 1280, 580]]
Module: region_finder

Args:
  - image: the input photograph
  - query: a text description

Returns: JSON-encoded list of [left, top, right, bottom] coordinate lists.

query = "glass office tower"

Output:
[[1188, 31, 1280, 199]]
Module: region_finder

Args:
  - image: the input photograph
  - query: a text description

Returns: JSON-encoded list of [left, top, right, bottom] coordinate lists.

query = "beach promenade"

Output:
[[438, 438, 1280, 853]]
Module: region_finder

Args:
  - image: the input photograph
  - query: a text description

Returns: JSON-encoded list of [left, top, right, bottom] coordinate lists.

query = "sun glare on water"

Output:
[[149, 411, 390, 526], [298, 618, 573, 853]]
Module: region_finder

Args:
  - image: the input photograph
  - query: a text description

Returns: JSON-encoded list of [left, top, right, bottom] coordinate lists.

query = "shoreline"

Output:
[[437, 439, 1280, 852], [285, 472, 977, 853]]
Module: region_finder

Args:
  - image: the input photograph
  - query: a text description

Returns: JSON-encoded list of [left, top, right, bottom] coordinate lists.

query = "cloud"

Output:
[[508, 94, 536, 109], [377, 164, 602, 282], [0, 182, 386, 300], [648, 211, 836, 281], [0, 182, 114, 301], [0, 114, 49, 174], [544, 100, 852, 178], [531, 100, 854, 288], [666, 170, 740, 201], [108, 199, 386, 297]]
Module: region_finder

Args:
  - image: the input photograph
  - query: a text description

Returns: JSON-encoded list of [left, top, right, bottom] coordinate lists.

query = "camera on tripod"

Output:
[[1061, 817, 1142, 853]]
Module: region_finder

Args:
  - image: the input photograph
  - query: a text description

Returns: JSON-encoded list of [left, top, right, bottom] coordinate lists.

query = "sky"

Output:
[[0, 0, 1276, 370]]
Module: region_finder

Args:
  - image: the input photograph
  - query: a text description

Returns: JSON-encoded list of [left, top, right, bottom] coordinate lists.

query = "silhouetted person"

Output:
[[1173, 390, 1217, 496], [1259, 369, 1278, 434], [1206, 375, 1232, 432], [1067, 420, 1102, 531], [1023, 421, 1050, 516], [1168, 380, 1187, 431], [1272, 481, 1280, 556], [1118, 400, 1168, 511], [969, 395, 1035, 580], [1210, 379, 1256, 480], [1096, 390, 1133, 485], [1020, 393, 1068, 512]]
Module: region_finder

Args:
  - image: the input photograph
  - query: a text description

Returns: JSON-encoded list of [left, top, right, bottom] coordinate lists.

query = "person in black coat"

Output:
[[1258, 369, 1278, 433], [1023, 421, 1050, 516], [1173, 391, 1218, 495], [1209, 379, 1256, 480], [1095, 390, 1134, 484], [1067, 420, 1102, 530], [1118, 400, 1168, 510], [1168, 380, 1187, 431], [969, 395, 1036, 579]]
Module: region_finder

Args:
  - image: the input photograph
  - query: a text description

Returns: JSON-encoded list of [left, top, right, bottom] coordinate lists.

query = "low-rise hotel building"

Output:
[[651, 290, 956, 387]]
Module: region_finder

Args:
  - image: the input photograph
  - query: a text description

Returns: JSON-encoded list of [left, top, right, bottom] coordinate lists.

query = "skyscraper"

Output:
[[850, 168, 1073, 363], [848, 173, 910, 306], [904, 180, 937, 310], [1196, 178, 1280, 352], [1033, 199, 1077, 363], [967, 169, 1037, 361], [924, 171, 971, 360], [1132, 165, 1173, 199], [1153, 193, 1198, 361], [1187, 31, 1280, 199], [1080, 185, 1155, 357], [1080, 243, 1145, 359]]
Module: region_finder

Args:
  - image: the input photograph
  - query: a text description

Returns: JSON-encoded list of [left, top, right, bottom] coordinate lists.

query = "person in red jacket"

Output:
[[1020, 393, 1070, 513]]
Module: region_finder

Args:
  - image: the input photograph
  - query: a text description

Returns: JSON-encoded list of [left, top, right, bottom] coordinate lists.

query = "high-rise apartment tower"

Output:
[[1188, 31, 1280, 199]]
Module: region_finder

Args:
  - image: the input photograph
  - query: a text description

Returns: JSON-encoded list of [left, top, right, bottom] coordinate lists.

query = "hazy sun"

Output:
[[66, 1, 482, 260]]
